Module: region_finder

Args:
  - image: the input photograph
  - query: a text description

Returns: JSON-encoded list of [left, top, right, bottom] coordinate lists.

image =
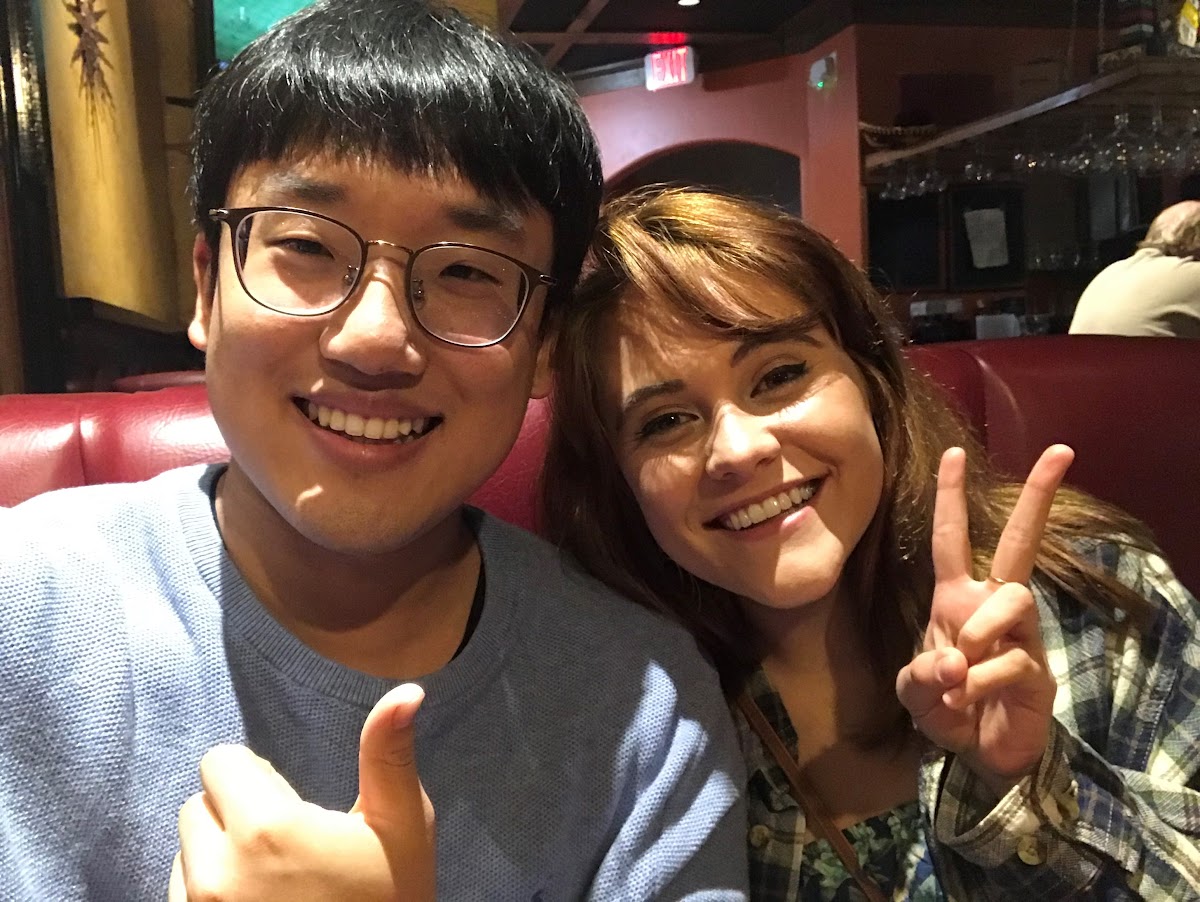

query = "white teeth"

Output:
[[303, 403, 433, 443], [721, 482, 820, 531]]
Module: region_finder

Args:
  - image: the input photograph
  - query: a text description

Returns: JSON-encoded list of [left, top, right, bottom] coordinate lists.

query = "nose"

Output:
[[704, 406, 780, 481], [320, 260, 427, 378]]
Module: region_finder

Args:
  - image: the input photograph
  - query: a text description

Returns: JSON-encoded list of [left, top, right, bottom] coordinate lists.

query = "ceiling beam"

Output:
[[516, 31, 773, 46], [497, 0, 524, 29], [543, 0, 613, 67]]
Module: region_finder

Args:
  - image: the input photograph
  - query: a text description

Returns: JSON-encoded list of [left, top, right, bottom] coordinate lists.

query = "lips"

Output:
[[715, 478, 822, 531]]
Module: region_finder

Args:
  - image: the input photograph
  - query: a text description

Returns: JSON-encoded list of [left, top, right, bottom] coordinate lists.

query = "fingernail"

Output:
[[396, 683, 424, 704]]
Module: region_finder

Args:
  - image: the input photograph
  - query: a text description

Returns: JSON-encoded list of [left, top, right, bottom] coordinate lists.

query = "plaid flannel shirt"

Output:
[[738, 542, 1200, 901]]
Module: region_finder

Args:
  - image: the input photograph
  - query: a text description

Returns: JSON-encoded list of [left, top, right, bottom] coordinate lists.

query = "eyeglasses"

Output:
[[208, 206, 557, 348]]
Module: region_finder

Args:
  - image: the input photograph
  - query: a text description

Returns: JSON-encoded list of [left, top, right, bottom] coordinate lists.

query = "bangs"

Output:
[[603, 216, 830, 340]]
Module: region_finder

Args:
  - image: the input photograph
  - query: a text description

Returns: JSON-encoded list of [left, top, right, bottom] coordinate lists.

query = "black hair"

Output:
[[190, 0, 603, 306]]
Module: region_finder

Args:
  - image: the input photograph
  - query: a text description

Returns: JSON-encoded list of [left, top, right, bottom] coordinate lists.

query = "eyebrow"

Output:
[[254, 173, 528, 241], [444, 203, 528, 241], [617, 379, 686, 430], [255, 172, 348, 206], [729, 321, 823, 365], [616, 324, 823, 430]]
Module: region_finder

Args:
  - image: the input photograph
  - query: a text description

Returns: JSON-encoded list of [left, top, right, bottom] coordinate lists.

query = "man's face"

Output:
[[189, 155, 554, 558]]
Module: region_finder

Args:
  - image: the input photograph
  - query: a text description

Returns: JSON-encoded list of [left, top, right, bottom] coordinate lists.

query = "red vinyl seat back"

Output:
[[908, 335, 1200, 594], [1, 335, 1196, 593]]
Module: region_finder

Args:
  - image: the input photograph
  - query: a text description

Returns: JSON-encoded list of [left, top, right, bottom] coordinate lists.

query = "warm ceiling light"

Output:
[[678, 0, 699, 6]]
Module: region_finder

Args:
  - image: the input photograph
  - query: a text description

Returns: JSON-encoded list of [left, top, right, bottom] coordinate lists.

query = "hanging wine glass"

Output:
[[1133, 105, 1173, 175], [961, 138, 995, 183], [1093, 111, 1137, 172], [1058, 120, 1097, 176], [1169, 108, 1200, 176], [917, 156, 948, 194]]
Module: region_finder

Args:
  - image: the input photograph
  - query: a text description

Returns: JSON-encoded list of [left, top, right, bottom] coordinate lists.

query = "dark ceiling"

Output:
[[499, 0, 1107, 88]]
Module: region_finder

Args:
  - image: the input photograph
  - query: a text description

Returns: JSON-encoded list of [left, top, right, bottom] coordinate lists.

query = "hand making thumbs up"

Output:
[[168, 683, 435, 902]]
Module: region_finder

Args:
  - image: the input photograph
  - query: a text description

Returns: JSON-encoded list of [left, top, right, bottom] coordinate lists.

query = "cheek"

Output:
[[623, 458, 699, 559], [844, 403, 885, 517]]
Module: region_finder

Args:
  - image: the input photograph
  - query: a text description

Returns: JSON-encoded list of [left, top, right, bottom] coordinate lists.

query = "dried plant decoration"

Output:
[[63, 0, 114, 131]]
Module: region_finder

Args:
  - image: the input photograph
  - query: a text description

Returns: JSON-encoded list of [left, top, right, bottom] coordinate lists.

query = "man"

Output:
[[0, 2, 748, 899], [1070, 200, 1200, 338]]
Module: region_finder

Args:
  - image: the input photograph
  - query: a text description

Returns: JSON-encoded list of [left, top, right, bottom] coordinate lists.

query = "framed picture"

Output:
[[949, 184, 1025, 290]]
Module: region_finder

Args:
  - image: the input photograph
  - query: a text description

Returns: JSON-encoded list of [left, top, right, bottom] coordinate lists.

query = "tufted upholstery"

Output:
[[1, 335, 1196, 593]]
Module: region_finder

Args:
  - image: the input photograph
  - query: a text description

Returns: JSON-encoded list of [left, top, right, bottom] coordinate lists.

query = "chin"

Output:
[[742, 567, 844, 613], [285, 506, 432, 558]]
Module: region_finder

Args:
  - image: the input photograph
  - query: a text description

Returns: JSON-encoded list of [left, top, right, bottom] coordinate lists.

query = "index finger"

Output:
[[990, 444, 1074, 584], [932, 447, 973, 583], [197, 744, 300, 835]]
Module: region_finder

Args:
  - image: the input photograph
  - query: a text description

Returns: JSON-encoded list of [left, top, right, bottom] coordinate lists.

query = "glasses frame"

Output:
[[208, 206, 557, 348]]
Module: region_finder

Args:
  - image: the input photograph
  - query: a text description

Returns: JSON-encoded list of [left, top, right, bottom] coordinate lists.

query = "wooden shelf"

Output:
[[863, 56, 1200, 178]]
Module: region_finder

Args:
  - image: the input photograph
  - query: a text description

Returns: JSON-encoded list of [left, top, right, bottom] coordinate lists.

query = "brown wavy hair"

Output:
[[541, 186, 1158, 742]]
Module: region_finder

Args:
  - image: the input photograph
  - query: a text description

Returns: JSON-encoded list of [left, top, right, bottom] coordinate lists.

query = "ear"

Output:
[[188, 233, 215, 352], [529, 332, 554, 400]]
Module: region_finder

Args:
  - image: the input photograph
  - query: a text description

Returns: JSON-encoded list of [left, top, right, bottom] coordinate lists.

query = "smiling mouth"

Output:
[[714, 479, 823, 531], [297, 400, 442, 444]]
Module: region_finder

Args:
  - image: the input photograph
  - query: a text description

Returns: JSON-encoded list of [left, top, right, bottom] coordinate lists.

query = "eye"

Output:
[[754, 362, 809, 395], [635, 411, 694, 441], [272, 236, 334, 258], [440, 262, 502, 284]]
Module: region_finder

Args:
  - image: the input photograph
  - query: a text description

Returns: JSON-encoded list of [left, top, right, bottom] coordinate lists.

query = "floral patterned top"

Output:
[[738, 666, 943, 902], [797, 801, 939, 901]]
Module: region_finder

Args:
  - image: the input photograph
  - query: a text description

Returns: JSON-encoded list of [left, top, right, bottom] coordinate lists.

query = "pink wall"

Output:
[[580, 55, 807, 187], [795, 28, 863, 262], [580, 31, 866, 262]]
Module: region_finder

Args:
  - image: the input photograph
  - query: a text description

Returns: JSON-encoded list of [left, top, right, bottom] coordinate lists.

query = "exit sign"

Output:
[[644, 45, 696, 92]]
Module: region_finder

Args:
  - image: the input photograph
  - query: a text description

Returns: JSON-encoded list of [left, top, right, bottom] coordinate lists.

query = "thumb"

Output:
[[352, 683, 434, 838], [896, 647, 967, 719]]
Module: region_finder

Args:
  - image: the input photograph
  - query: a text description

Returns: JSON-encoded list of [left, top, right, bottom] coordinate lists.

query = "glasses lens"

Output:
[[234, 210, 361, 314], [410, 245, 527, 346]]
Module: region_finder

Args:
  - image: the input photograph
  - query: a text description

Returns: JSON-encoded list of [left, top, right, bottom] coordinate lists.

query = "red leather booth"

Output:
[[1, 335, 1197, 594]]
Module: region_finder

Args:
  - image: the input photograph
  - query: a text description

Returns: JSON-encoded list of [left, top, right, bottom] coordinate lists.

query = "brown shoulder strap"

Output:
[[736, 691, 888, 902]]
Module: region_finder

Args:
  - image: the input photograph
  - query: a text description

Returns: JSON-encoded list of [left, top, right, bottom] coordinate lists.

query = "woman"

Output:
[[541, 187, 1200, 900]]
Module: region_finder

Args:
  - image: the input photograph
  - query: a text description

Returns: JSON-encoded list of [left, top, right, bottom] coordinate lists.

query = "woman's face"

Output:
[[599, 281, 884, 613]]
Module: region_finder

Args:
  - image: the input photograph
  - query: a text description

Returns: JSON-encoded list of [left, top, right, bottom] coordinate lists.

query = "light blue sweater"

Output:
[[0, 465, 747, 900]]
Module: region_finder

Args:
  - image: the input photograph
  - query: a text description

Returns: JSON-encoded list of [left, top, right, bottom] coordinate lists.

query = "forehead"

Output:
[[222, 154, 546, 243]]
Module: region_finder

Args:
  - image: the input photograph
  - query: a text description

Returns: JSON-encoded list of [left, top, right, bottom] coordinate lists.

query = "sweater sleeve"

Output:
[[0, 507, 134, 901], [585, 657, 750, 901], [921, 545, 1200, 899]]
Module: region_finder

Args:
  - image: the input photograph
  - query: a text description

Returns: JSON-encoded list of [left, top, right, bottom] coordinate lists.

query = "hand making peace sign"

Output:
[[896, 444, 1075, 799]]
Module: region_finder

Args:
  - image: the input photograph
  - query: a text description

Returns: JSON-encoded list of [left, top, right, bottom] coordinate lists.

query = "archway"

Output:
[[606, 142, 801, 215]]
